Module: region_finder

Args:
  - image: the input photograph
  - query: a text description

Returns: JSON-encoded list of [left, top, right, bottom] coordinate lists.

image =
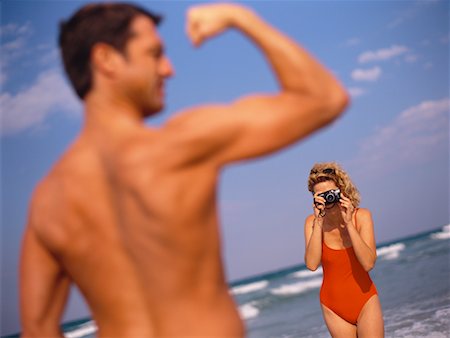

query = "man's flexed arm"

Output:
[[167, 3, 349, 164], [187, 3, 344, 96]]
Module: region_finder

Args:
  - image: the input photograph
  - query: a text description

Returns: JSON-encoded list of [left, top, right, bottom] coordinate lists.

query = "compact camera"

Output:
[[317, 189, 341, 205]]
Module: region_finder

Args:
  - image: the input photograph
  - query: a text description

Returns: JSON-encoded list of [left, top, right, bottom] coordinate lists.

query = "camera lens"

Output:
[[326, 193, 336, 203]]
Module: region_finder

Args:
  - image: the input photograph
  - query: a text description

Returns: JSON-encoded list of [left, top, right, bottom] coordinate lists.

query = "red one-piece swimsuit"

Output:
[[320, 209, 378, 324]]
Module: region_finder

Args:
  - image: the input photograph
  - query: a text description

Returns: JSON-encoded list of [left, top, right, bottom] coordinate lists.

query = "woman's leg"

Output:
[[321, 304, 357, 338], [357, 295, 384, 338]]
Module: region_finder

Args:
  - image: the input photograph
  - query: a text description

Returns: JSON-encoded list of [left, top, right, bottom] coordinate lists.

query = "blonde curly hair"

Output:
[[307, 162, 361, 207]]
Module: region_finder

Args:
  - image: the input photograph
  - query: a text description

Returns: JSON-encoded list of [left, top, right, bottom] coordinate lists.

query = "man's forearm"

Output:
[[231, 6, 346, 99]]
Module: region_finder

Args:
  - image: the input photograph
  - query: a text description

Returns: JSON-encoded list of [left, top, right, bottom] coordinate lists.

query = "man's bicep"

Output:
[[216, 93, 329, 163], [20, 227, 70, 336], [166, 93, 326, 165], [163, 104, 242, 165]]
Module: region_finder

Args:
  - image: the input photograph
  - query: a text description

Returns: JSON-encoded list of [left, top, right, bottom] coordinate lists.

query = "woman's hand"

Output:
[[339, 194, 355, 226], [312, 193, 326, 227]]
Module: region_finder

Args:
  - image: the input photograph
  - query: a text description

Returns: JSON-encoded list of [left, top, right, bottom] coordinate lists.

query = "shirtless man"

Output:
[[19, 2, 348, 337]]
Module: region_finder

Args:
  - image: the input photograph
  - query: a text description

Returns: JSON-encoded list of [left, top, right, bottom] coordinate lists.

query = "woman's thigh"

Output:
[[321, 304, 357, 338], [357, 295, 384, 338]]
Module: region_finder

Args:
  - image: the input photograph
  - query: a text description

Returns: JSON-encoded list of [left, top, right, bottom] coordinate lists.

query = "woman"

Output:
[[304, 162, 384, 337]]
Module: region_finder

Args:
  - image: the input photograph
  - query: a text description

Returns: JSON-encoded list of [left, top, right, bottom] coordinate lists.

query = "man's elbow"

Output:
[[298, 85, 349, 131], [324, 87, 350, 122]]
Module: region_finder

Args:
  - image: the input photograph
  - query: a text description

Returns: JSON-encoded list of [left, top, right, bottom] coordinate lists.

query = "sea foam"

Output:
[[376, 243, 405, 260], [430, 224, 450, 240], [64, 321, 97, 338], [270, 278, 322, 296], [230, 280, 268, 295], [238, 302, 260, 320], [390, 307, 450, 338], [290, 266, 323, 278]]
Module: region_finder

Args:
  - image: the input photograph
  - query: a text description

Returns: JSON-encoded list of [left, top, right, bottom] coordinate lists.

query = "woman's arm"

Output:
[[347, 209, 377, 271], [340, 196, 377, 271], [304, 194, 326, 270], [304, 215, 322, 271]]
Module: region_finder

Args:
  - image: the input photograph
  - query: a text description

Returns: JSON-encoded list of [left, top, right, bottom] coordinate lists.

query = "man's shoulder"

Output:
[[32, 157, 79, 205], [28, 161, 87, 245], [30, 176, 60, 214], [156, 105, 238, 166], [26, 177, 62, 249], [164, 104, 226, 126], [113, 123, 209, 170]]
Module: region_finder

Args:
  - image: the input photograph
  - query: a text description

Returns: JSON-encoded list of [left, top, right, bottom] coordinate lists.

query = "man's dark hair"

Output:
[[59, 2, 162, 99]]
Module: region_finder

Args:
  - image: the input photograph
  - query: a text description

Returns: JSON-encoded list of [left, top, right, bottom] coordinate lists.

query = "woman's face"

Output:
[[313, 180, 340, 210], [313, 180, 338, 195]]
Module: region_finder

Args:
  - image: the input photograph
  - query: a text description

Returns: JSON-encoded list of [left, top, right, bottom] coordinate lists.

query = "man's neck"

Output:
[[82, 93, 145, 137]]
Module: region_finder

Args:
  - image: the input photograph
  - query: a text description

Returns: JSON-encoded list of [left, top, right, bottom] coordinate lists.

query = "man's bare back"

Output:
[[24, 124, 242, 336], [20, 3, 348, 337]]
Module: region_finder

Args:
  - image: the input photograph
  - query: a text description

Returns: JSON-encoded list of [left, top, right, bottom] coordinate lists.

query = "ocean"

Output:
[[11, 224, 450, 338]]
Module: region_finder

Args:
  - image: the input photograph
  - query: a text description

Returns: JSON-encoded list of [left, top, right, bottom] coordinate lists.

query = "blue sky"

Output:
[[1, 0, 449, 335]]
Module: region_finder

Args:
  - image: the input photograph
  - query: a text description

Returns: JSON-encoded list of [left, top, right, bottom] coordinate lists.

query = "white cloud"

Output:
[[2, 37, 26, 52], [351, 66, 382, 82], [0, 69, 81, 136], [1, 22, 32, 53], [1, 22, 34, 85], [0, 22, 32, 37], [2, 36, 28, 67], [348, 87, 366, 98], [358, 45, 409, 63], [1, 23, 60, 86], [350, 97, 449, 176]]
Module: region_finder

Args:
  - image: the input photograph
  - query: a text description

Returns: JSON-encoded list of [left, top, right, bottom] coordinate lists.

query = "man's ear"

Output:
[[91, 43, 124, 77]]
